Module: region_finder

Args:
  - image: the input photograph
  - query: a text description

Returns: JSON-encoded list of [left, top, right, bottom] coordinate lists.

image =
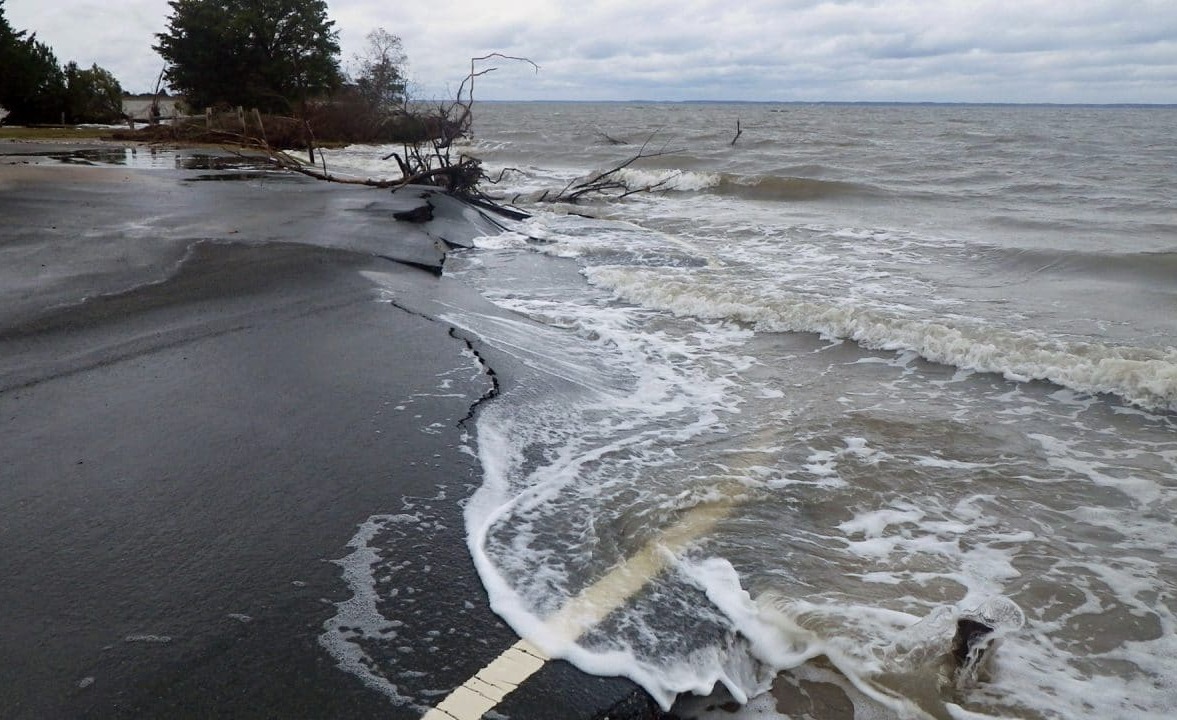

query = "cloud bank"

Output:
[[5, 0, 1175, 103]]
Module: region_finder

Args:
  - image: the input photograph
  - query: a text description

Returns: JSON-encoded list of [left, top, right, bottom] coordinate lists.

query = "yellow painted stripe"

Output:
[[422, 430, 777, 719], [421, 639, 549, 720]]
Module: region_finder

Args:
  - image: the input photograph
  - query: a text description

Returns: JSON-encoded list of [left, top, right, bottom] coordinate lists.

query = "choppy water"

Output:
[[325, 103, 1176, 719]]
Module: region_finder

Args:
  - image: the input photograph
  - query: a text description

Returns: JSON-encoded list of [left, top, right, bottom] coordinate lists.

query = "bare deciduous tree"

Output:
[[352, 28, 408, 115]]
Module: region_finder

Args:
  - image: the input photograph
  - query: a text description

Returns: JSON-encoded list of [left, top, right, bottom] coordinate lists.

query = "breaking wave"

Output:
[[613, 168, 879, 201], [585, 265, 1177, 412], [714, 173, 879, 201]]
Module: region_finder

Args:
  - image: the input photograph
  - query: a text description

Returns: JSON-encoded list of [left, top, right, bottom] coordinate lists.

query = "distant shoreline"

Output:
[[472, 98, 1177, 108]]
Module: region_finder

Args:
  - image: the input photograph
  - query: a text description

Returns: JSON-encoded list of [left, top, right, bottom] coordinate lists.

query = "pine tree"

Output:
[[154, 0, 343, 113], [0, 0, 67, 123]]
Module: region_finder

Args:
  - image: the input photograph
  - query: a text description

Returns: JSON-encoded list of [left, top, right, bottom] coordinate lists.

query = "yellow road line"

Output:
[[422, 432, 776, 719], [422, 639, 548, 720]]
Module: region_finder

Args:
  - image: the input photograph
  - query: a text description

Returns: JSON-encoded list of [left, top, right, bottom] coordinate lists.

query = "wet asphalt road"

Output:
[[0, 146, 660, 719]]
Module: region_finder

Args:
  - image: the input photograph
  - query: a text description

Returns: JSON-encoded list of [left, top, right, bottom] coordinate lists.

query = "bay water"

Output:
[[325, 102, 1176, 719]]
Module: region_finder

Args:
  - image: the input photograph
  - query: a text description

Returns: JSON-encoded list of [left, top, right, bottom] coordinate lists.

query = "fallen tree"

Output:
[[500, 131, 685, 205], [192, 54, 540, 223], [134, 54, 689, 223]]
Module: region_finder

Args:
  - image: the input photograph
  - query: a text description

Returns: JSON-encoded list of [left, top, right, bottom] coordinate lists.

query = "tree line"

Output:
[[0, 0, 125, 124], [1, 0, 406, 128], [155, 0, 407, 121]]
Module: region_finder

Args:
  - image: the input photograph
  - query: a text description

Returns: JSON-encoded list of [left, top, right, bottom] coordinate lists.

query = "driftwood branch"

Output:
[[731, 118, 743, 146], [596, 130, 628, 146], [482, 167, 522, 185], [541, 131, 684, 203]]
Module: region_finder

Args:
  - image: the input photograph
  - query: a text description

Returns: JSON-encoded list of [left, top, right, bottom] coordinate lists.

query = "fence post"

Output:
[[253, 108, 267, 146]]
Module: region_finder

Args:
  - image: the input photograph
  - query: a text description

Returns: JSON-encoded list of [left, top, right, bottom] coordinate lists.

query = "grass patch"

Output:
[[0, 126, 116, 141]]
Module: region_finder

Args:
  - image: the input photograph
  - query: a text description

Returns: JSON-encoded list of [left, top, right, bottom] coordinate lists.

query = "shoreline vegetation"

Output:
[[0, 105, 458, 148], [109, 106, 461, 149], [1, 90, 493, 200], [3, 0, 544, 201], [1, 125, 115, 140]]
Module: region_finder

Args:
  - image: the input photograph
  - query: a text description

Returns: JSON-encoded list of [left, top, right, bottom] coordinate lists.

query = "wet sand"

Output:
[[0, 146, 658, 719]]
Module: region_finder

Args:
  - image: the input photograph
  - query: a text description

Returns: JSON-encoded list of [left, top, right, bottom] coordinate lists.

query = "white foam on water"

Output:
[[438, 215, 1177, 717], [439, 289, 777, 709], [585, 264, 1177, 412], [453, 107, 1177, 720], [323, 107, 1177, 718], [615, 167, 722, 192], [1029, 432, 1163, 505], [729, 441, 1173, 719], [469, 231, 534, 251], [314, 144, 404, 182]]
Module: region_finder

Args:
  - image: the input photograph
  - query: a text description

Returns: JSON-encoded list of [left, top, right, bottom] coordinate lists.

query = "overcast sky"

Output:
[[5, 0, 1175, 103]]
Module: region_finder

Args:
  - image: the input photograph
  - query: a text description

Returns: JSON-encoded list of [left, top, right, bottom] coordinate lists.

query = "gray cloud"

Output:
[[3, 0, 1174, 102]]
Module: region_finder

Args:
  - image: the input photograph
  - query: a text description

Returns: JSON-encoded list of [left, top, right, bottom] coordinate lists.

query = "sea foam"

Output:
[[585, 265, 1177, 412]]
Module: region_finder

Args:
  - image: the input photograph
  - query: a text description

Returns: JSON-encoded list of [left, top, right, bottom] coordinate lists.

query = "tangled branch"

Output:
[[532, 131, 685, 203], [595, 130, 628, 146], [201, 55, 541, 221]]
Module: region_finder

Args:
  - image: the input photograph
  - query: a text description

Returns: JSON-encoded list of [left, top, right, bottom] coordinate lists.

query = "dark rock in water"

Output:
[[951, 617, 994, 672]]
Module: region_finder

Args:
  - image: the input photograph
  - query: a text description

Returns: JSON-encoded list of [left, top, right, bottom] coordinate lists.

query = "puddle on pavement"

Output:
[[186, 172, 277, 182], [45, 147, 275, 174]]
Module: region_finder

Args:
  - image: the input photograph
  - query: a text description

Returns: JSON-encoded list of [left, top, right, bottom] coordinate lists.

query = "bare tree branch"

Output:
[[192, 55, 545, 223], [482, 167, 523, 185], [540, 130, 684, 203], [596, 130, 628, 146]]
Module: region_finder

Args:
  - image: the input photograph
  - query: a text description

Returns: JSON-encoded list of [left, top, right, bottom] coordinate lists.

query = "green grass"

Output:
[[0, 126, 115, 140]]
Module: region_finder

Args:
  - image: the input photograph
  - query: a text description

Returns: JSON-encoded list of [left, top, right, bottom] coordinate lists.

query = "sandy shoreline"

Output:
[[0, 144, 660, 718]]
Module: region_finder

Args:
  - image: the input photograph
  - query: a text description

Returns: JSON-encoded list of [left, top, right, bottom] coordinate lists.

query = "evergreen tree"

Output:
[[64, 62, 125, 124], [0, 0, 67, 123], [155, 0, 343, 113], [0, 0, 26, 114]]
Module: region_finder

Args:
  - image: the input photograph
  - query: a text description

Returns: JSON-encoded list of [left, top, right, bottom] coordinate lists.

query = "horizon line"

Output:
[[118, 91, 1177, 108], [468, 99, 1177, 108]]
